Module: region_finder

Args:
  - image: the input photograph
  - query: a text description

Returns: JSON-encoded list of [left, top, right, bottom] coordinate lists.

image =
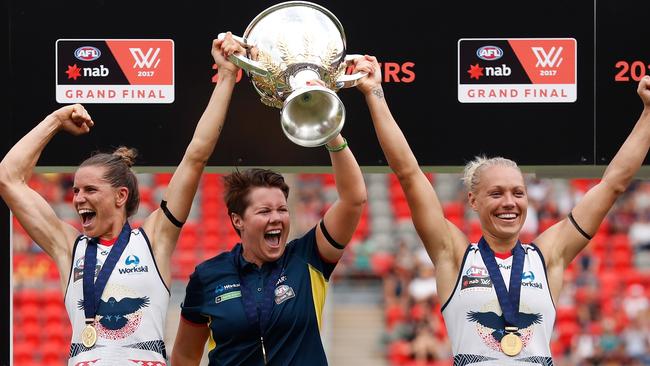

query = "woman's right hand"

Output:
[[354, 55, 382, 96], [51, 104, 94, 135]]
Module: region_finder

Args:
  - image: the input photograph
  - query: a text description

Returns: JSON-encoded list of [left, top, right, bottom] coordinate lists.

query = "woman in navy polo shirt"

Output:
[[170, 61, 378, 366]]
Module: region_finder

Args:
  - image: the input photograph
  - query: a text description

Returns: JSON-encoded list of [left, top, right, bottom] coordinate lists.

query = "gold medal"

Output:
[[81, 324, 97, 348], [501, 332, 523, 356]]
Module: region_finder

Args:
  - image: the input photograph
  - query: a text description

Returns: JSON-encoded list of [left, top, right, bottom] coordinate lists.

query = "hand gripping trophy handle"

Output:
[[335, 54, 367, 89], [217, 32, 270, 78]]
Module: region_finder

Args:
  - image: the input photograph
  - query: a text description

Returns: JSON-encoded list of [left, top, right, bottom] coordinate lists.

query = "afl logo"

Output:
[[74, 46, 101, 61], [476, 46, 503, 61]]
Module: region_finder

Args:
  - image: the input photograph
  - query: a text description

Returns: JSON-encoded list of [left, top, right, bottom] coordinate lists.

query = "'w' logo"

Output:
[[531, 46, 563, 68], [129, 48, 161, 69]]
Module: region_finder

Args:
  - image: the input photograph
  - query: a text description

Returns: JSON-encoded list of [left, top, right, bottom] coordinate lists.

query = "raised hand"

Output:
[[51, 104, 94, 136], [354, 55, 382, 95], [213, 32, 245, 77], [638, 75, 650, 108]]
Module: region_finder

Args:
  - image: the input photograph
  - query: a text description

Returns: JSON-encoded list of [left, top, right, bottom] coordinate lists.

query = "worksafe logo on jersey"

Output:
[[56, 39, 174, 103], [118, 254, 149, 274], [458, 38, 576, 103]]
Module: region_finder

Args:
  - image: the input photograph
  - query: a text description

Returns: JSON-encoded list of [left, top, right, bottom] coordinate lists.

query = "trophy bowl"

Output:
[[220, 1, 365, 147]]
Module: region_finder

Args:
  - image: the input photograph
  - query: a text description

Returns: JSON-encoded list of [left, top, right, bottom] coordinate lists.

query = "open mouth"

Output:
[[264, 229, 282, 248], [79, 209, 97, 228], [496, 213, 517, 221]]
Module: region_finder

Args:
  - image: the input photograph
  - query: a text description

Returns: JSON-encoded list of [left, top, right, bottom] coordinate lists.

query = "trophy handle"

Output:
[[335, 54, 368, 88], [217, 32, 270, 77]]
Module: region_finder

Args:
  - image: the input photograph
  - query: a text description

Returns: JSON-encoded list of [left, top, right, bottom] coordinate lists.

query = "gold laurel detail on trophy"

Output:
[[277, 38, 296, 65], [257, 50, 283, 78], [260, 95, 283, 109], [321, 43, 343, 89], [322, 43, 341, 69], [303, 33, 316, 61], [251, 72, 284, 109]]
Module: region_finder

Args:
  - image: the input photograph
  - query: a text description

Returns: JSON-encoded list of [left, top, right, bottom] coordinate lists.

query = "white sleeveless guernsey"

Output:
[[441, 243, 556, 366], [64, 228, 169, 366]]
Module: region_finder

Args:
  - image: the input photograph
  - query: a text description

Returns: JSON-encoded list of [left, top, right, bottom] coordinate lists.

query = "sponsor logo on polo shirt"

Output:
[[215, 283, 240, 295]]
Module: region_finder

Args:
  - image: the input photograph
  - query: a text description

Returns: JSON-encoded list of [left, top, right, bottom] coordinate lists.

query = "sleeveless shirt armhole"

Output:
[[440, 245, 473, 313], [64, 235, 85, 302], [139, 228, 171, 296], [529, 242, 557, 310]]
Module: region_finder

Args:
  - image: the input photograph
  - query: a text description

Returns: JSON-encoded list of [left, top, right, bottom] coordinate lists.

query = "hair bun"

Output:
[[112, 146, 138, 168]]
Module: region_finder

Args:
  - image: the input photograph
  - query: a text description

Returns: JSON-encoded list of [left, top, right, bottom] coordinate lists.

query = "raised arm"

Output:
[[0, 105, 93, 283], [537, 76, 650, 279], [142, 34, 243, 279], [356, 56, 467, 302], [357, 56, 467, 263], [316, 133, 367, 262]]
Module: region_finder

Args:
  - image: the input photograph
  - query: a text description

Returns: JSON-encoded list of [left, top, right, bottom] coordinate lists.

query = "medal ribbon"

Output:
[[82, 222, 132, 323], [478, 237, 525, 329]]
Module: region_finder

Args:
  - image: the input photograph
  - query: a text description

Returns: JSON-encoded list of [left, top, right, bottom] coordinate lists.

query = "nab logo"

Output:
[[476, 46, 503, 61], [74, 46, 101, 61], [125, 255, 140, 266], [532, 46, 563, 68], [129, 48, 161, 69]]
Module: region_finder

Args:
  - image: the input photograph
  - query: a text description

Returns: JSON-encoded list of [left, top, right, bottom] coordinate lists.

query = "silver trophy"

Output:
[[219, 1, 365, 147]]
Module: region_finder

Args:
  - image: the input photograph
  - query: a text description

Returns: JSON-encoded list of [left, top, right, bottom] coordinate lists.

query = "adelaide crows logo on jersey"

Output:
[[77, 283, 150, 341], [466, 299, 542, 352]]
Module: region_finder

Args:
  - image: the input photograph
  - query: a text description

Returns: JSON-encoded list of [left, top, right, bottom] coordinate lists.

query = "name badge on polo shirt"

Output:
[[216, 291, 242, 304], [274, 285, 295, 305], [215, 283, 242, 304]]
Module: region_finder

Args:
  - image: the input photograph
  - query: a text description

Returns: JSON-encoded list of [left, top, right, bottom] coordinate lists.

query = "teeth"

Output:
[[266, 229, 281, 235], [497, 213, 516, 219], [78, 209, 94, 215]]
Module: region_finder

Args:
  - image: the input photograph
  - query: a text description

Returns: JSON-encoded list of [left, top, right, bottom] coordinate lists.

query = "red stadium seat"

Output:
[[370, 252, 394, 277]]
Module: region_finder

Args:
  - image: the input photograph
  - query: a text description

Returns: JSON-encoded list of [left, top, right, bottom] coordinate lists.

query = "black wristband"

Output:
[[319, 220, 345, 250], [161, 200, 185, 228], [568, 212, 592, 240]]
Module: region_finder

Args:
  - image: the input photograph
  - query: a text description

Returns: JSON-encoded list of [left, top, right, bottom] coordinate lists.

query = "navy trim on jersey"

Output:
[[140, 228, 171, 295], [441, 245, 473, 313], [64, 235, 84, 301], [529, 243, 556, 309]]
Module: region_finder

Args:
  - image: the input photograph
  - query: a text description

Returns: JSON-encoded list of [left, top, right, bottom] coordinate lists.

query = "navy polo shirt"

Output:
[[181, 227, 337, 365]]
